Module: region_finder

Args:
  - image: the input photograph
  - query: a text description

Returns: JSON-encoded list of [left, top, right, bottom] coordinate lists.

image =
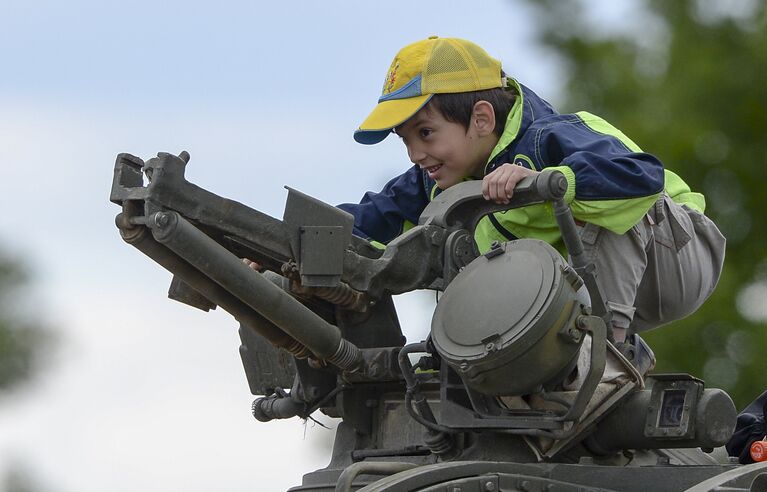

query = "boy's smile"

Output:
[[396, 103, 498, 189]]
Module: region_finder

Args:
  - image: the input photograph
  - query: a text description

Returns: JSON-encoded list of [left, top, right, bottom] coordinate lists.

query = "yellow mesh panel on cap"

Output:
[[422, 38, 502, 94]]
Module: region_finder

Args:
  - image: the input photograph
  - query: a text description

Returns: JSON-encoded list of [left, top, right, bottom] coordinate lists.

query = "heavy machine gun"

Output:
[[111, 151, 767, 491]]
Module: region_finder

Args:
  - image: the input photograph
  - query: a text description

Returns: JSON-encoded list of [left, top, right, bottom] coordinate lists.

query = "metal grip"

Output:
[[535, 170, 568, 201], [418, 170, 570, 232]]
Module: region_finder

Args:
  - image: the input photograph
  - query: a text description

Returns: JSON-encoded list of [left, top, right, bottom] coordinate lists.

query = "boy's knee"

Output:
[[607, 301, 636, 343]]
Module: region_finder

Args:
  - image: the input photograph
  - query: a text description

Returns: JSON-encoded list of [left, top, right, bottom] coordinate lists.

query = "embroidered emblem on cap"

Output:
[[383, 62, 399, 95]]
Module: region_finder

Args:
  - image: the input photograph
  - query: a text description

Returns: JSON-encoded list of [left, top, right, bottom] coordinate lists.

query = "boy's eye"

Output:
[[419, 128, 432, 138]]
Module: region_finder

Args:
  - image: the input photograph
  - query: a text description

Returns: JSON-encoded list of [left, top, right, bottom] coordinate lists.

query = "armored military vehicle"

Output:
[[111, 151, 767, 491]]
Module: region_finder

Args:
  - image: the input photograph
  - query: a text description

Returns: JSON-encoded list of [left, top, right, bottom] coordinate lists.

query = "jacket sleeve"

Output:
[[535, 112, 665, 234], [337, 165, 429, 244]]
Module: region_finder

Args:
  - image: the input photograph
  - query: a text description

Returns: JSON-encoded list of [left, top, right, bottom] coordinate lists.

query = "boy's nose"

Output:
[[407, 145, 427, 166]]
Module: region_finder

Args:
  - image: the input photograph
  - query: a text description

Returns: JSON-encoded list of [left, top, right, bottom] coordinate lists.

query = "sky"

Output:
[[0, 1, 648, 491]]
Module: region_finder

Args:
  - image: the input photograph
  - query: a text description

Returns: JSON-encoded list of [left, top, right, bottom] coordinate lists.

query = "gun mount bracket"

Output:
[[283, 187, 354, 288]]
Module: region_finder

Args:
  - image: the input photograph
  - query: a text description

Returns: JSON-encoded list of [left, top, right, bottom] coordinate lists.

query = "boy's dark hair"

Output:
[[429, 83, 518, 137]]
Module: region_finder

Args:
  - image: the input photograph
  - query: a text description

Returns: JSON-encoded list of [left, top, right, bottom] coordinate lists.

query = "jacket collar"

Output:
[[485, 79, 558, 174]]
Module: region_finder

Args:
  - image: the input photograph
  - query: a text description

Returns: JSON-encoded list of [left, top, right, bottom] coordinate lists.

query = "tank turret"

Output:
[[111, 151, 766, 491]]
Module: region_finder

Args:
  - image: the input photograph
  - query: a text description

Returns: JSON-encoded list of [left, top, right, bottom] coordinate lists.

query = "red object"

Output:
[[751, 440, 767, 462]]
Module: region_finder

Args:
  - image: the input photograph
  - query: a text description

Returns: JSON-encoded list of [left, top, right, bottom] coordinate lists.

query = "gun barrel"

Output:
[[146, 210, 362, 371], [116, 217, 311, 358]]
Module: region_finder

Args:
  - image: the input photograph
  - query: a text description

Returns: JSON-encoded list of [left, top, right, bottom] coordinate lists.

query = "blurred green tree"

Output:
[[525, 0, 766, 407], [0, 247, 53, 490], [0, 248, 50, 392]]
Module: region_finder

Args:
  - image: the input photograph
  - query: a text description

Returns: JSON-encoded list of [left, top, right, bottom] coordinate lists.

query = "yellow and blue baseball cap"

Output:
[[354, 36, 503, 145]]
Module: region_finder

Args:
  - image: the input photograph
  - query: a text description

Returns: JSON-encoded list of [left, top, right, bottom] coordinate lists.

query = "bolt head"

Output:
[[154, 213, 169, 227]]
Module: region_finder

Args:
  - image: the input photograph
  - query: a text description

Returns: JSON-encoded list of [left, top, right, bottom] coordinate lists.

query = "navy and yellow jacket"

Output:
[[339, 79, 705, 254]]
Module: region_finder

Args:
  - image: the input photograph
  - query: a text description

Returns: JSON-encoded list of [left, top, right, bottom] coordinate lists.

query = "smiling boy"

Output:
[[338, 36, 725, 355], [395, 98, 507, 191]]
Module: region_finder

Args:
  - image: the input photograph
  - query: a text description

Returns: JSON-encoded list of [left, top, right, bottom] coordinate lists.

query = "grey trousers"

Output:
[[577, 194, 726, 335]]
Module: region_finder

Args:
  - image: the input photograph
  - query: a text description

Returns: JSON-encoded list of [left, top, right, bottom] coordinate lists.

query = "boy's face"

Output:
[[396, 104, 494, 189]]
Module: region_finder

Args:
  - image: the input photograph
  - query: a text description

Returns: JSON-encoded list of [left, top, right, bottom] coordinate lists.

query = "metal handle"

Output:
[[419, 170, 588, 262], [418, 171, 567, 231]]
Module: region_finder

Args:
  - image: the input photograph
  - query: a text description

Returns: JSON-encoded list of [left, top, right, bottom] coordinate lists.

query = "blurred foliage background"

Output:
[[0, 246, 53, 492], [525, 0, 766, 408], [0, 249, 49, 393]]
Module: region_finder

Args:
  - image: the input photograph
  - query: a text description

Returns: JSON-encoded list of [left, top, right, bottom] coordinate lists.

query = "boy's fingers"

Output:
[[483, 164, 537, 204], [503, 167, 516, 199], [500, 168, 515, 203], [506, 168, 527, 199], [241, 258, 262, 271], [484, 164, 520, 203], [505, 177, 516, 200], [495, 174, 509, 203], [489, 175, 502, 202], [496, 175, 508, 203], [484, 175, 499, 201], [489, 165, 508, 203]]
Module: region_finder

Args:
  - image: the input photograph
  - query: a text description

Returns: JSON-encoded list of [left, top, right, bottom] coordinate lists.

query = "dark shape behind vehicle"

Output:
[[728, 390, 767, 464]]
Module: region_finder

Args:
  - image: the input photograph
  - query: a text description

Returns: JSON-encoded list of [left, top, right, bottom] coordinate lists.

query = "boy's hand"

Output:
[[242, 258, 262, 271], [482, 163, 539, 204]]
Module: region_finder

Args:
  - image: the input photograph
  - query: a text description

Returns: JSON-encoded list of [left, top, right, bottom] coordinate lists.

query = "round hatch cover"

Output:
[[431, 239, 583, 395]]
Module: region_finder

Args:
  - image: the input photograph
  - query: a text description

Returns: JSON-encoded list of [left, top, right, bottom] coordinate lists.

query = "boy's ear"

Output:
[[471, 100, 496, 136]]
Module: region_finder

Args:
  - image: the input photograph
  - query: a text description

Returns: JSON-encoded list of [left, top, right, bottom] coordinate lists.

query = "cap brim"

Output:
[[354, 94, 432, 145]]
